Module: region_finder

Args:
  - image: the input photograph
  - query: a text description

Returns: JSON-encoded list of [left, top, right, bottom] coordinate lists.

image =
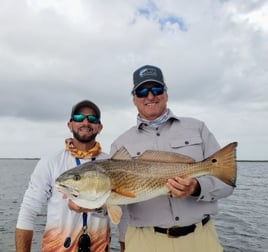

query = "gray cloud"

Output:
[[0, 0, 267, 159]]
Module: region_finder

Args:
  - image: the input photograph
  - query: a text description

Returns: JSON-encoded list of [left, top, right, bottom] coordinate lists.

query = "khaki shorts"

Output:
[[125, 220, 223, 252]]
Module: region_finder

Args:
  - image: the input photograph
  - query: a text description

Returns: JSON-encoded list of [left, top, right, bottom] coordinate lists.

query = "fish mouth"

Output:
[[55, 184, 80, 198]]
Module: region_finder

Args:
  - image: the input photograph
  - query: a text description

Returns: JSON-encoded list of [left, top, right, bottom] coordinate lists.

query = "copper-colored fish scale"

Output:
[[56, 142, 237, 207], [101, 142, 237, 205]]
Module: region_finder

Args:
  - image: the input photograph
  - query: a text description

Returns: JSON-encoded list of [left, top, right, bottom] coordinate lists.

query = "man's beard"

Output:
[[73, 131, 97, 143]]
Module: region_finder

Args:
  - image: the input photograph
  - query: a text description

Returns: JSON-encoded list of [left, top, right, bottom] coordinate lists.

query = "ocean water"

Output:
[[0, 159, 267, 252]]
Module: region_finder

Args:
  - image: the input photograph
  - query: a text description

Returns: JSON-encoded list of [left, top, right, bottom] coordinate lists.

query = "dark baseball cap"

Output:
[[70, 100, 101, 120], [132, 65, 166, 92]]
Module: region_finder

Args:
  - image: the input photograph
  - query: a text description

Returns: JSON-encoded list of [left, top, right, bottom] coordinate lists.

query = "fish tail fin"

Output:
[[207, 142, 237, 186]]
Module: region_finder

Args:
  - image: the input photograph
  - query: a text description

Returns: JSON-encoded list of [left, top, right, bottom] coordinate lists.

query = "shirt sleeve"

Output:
[[196, 176, 234, 202], [197, 121, 235, 201], [16, 157, 53, 230]]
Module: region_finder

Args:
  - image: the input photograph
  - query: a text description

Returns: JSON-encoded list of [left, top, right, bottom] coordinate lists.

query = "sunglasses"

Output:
[[71, 114, 100, 124], [134, 86, 165, 98]]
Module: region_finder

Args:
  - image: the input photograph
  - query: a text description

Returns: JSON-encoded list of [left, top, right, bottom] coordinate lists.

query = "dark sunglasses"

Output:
[[134, 86, 165, 98], [71, 114, 100, 124]]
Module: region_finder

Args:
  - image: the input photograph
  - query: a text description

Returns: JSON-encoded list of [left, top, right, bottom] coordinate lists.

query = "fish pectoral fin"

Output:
[[112, 188, 136, 198], [107, 205, 122, 225]]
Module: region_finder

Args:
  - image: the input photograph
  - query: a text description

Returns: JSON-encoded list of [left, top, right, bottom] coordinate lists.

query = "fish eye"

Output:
[[73, 174, 81, 181]]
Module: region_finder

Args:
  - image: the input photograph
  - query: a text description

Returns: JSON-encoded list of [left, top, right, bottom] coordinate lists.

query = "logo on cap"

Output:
[[139, 67, 158, 78]]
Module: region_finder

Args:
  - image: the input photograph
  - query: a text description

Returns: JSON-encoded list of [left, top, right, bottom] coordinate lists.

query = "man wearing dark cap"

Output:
[[111, 65, 235, 252], [16, 100, 111, 252]]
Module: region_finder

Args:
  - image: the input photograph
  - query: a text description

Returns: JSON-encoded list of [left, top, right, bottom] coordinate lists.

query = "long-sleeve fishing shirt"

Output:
[[16, 150, 110, 252], [110, 109, 235, 242]]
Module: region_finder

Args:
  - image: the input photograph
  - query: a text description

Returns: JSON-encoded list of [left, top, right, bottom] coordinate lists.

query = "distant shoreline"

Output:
[[0, 158, 40, 160], [236, 160, 268, 162], [0, 158, 267, 162]]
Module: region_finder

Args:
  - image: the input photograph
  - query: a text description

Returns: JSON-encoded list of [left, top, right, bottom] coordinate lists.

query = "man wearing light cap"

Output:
[[111, 65, 235, 252], [16, 100, 111, 252]]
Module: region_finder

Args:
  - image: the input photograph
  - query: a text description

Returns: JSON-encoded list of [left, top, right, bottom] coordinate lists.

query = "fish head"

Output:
[[55, 165, 111, 209]]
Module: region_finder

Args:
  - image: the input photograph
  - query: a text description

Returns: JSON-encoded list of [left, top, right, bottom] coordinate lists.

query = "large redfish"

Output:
[[56, 142, 237, 224]]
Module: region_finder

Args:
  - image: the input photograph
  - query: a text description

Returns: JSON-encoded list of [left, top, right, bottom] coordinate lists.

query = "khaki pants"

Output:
[[125, 220, 223, 252]]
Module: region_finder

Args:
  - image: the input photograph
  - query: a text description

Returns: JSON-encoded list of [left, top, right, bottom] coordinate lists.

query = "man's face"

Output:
[[133, 83, 168, 120], [68, 107, 102, 143]]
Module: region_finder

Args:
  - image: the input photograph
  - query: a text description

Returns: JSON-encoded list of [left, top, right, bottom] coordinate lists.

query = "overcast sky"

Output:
[[0, 0, 267, 160]]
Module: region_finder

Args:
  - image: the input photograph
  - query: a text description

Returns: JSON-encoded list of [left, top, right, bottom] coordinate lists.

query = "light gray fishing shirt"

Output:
[[110, 109, 234, 241]]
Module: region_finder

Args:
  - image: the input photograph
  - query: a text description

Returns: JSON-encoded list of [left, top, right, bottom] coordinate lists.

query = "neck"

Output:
[[65, 138, 101, 159], [72, 139, 96, 152], [139, 108, 168, 121], [138, 109, 169, 128]]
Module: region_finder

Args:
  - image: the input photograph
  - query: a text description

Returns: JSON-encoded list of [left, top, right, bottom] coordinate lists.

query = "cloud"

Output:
[[0, 0, 267, 159]]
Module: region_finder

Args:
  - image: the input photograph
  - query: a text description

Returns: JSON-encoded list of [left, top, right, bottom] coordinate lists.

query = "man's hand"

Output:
[[166, 177, 200, 198], [68, 200, 95, 213]]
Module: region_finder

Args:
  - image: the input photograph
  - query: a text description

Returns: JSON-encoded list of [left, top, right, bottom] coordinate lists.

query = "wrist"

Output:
[[191, 179, 201, 196]]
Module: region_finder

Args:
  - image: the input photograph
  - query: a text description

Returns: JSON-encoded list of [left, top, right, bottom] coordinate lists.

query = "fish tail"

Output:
[[206, 142, 237, 186]]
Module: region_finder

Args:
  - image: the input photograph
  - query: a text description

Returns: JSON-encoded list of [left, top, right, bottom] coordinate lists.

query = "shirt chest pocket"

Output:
[[169, 137, 204, 161]]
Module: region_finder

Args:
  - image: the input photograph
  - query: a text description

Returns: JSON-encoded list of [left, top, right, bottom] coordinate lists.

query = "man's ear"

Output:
[[67, 121, 73, 132], [132, 95, 137, 107], [97, 123, 103, 134]]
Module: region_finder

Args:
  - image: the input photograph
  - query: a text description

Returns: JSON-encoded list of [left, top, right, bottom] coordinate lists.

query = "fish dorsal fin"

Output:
[[111, 147, 132, 160], [137, 150, 195, 163]]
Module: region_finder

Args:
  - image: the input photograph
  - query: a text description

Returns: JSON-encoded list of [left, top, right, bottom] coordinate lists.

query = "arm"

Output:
[[15, 228, 33, 252], [167, 121, 234, 200], [120, 241, 125, 252], [198, 122, 235, 200], [16, 157, 53, 251]]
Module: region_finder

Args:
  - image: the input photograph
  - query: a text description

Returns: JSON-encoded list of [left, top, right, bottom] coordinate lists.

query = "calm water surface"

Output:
[[0, 160, 267, 251]]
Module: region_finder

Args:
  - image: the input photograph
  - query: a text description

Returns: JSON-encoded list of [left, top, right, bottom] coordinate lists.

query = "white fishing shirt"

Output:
[[16, 149, 110, 252], [110, 109, 235, 242]]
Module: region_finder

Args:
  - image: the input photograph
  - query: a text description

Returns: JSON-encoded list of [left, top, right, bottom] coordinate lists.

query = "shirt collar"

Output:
[[136, 109, 180, 129]]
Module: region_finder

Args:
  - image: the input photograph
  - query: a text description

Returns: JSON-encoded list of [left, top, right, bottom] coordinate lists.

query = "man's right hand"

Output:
[[68, 200, 95, 213]]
